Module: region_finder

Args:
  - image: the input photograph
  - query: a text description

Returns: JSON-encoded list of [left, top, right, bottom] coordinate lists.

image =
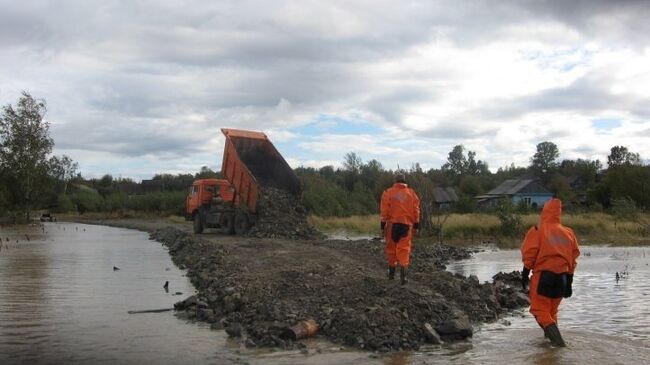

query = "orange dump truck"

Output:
[[185, 128, 301, 234]]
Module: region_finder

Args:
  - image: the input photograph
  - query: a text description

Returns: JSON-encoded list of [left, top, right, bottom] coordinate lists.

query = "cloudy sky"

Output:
[[1, 0, 649, 180]]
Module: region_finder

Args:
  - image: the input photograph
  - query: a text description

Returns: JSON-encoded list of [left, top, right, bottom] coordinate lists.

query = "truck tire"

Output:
[[193, 213, 204, 234], [219, 213, 235, 235], [234, 212, 250, 235]]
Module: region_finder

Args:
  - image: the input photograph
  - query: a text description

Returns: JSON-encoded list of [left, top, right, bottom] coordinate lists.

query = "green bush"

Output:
[[52, 194, 76, 213], [496, 199, 524, 237], [124, 191, 185, 215], [105, 192, 128, 212], [70, 191, 104, 214], [611, 196, 639, 222]]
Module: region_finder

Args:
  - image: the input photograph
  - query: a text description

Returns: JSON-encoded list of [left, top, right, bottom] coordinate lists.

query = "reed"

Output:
[[309, 215, 379, 235], [310, 213, 650, 246]]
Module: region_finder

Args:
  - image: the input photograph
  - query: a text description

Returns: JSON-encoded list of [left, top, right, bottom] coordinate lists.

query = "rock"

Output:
[[434, 311, 473, 339], [226, 323, 243, 338], [223, 293, 242, 313], [423, 323, 443, 345], [515, 292, 530, 306], [174, 295, 198, 310], [197, 307, 215, 322], [245, 338, 257, 348], [196, 299, 209, 308]]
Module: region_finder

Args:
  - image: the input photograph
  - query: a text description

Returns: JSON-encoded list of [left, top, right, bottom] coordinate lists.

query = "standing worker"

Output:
[[521, 198, 580, 347], [380, 173, 420, 285]]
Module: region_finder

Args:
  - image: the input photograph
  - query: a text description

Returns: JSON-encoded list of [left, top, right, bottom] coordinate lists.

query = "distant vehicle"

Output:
[[185, 128, 301, 234], [40, 213, 56, 222]]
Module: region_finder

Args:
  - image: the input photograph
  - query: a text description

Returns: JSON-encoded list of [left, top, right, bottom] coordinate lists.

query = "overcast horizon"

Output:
[[1, 0, 649, 181]]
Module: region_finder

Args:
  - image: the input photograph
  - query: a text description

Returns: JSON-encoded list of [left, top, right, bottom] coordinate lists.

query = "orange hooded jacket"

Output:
[[380, 183, 420, 226], [521, 198, 580, 274]]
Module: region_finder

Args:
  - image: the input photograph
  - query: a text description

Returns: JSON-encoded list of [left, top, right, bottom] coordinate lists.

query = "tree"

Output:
[[602, 164, 650, 210], [49, 155, 78, 194], [530, 141, 559, 181], [442, 145, 489, 179], [442, 145, 467, 176], [560, 158, 601, 186], [607, 146, 641, 168], [360, 159, 384, 198], [342, 152, 363, 191], [0, 92, 53, 221], [466, 150, 489, 175], [342, 152, 363, 174], [195, 166, 219, 179]]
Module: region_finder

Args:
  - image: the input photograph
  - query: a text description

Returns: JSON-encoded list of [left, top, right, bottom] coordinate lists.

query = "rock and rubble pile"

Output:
[[246, 188, 322, 240], [151, 227, 529, 352]]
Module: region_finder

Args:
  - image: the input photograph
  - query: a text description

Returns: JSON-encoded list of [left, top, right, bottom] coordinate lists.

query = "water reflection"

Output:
[[0, 223, 226, 365], [447, 246, 650, 343], [383, 352, 411, 365]]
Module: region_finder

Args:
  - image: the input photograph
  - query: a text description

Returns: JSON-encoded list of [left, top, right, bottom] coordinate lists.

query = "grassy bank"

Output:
[[310, 213, 650, 247]]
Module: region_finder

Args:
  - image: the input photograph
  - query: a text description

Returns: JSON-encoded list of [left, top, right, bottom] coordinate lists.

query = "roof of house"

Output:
[[566, 175, 585, 187], [433, 187, 458, 203], [484, 179, 551, 196]]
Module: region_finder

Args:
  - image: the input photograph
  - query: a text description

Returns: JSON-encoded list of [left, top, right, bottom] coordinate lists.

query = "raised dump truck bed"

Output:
[[221, 128, 301, 213]]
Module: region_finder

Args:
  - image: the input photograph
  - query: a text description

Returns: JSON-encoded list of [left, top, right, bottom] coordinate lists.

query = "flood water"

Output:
[[2, 224, 650, 365], [0, 223, 234, 365]]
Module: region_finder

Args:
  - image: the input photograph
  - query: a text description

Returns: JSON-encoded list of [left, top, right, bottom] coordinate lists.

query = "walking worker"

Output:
[[521, 198, 580, 347], [380, 172, 420, 285]]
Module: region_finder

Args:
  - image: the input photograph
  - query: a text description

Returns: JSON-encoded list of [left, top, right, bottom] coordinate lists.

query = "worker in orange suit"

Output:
[[521, 198, 580, 347], [380, 173, 420, 285]]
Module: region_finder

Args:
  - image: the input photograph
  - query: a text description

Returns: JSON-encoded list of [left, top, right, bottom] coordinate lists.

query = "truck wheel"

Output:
[[219, 213, 235, 235], [193, 213, 204, 234], [234, 212, 250, 235]]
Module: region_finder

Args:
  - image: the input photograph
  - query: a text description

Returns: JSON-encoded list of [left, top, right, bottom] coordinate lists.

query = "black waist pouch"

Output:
[[391, 223, 410, 243], [537, 271, 568, 298]]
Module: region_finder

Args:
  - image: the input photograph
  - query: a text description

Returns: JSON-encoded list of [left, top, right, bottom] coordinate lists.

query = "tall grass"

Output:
[[311, 213, 650, 246], [310, 215, 380, 236]]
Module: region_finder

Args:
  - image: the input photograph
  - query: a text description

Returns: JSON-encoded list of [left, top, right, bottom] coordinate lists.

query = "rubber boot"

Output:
[[543, 323, 566, 347], [387, 266, 396, 280], [400, 266, 408, 285]]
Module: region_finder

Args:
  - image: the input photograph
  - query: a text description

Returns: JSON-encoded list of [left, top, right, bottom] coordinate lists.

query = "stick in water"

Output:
[[128, 308, 175, 314]]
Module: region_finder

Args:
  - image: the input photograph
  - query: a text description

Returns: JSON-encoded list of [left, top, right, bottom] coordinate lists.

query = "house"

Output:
[[140, 179, 163, 194], [566, 175, 586, 190], [433, 187, 458, 210], [475, 179, 552, 209]]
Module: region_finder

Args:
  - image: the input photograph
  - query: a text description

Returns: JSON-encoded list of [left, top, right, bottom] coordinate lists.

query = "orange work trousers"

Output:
[[384, 222, 413, 268], [529, 271, 563, 328]]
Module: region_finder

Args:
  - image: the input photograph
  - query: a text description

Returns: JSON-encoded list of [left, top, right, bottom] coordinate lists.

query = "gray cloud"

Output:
[[474, 69, 650, 122], [1, 0, 649, 175]]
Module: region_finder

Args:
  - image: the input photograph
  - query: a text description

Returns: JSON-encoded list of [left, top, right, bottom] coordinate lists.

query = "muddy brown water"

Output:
[[1, 224, 649, 364]]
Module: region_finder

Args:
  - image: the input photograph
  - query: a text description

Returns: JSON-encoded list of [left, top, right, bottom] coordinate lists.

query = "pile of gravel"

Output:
[[246, 188, 322, 239], [152, 227, 530, 352]]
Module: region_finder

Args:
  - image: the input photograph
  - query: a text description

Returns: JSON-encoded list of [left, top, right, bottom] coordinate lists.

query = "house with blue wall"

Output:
[[475, 179, 553, 209]]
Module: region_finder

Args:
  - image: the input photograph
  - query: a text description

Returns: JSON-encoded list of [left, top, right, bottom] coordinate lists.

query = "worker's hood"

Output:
[[393, 183, 408, 189], [541, 198, 562, 224]]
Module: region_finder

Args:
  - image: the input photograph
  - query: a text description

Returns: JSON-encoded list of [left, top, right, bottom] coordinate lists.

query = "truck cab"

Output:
[[185, 179, 236, 233]]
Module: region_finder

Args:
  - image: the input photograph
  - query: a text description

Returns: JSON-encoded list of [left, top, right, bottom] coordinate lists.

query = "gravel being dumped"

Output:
[[152, 227, 530, 352], [246, 187, 323, 240]]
